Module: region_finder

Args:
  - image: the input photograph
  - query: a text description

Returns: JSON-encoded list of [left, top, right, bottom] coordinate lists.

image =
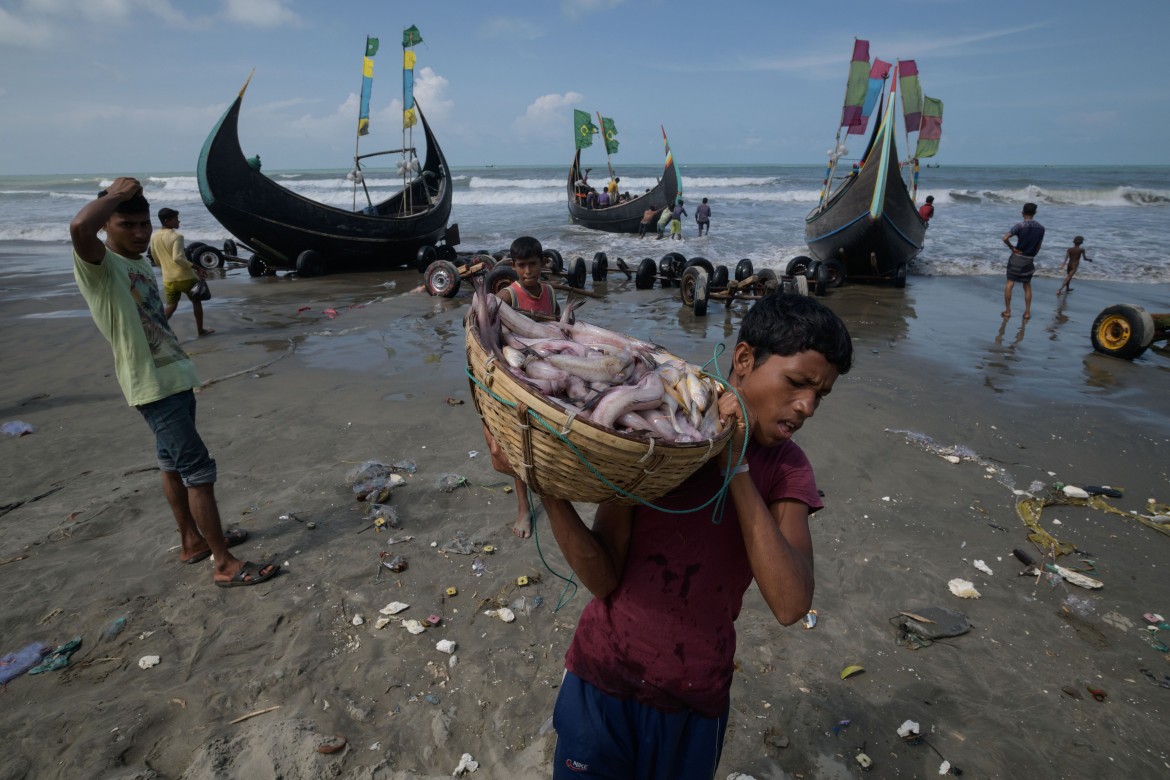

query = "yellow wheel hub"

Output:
[[1096, 314, 1132, 350]]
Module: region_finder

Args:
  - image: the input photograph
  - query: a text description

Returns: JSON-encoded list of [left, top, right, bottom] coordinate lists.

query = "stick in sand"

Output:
[[229, 705, 282, 725]]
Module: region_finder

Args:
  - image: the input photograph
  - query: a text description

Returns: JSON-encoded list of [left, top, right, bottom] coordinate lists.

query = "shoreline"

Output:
[[2, 246, 1169, 779]]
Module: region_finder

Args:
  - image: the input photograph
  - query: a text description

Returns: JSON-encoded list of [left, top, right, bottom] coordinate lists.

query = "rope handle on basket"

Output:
[[464, 342, 748, 517]]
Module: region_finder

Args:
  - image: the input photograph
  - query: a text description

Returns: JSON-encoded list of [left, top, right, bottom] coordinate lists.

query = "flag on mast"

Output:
[[840, 39, 870, 133], [600, 116, 619, 154], [574, 110, 598, 149], [899, 60, 923, 133], [402, 26, 421, 129], [357, 36, 378, 136], [915, 96, 943, 158]]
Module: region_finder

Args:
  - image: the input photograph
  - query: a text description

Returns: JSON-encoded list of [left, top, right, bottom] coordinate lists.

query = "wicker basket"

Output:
[[467, 320, 732, 504]]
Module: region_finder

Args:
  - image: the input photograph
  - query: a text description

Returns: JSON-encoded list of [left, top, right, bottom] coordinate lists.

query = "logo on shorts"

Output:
[[564, 758, 590, 772]]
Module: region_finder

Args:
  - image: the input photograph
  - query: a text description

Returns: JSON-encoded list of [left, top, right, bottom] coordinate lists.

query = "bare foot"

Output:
[[1001, 310, 1011, 318], [512, 515, 532, 539], [1022, 312, 1031, 321], [199, 328, 215, 336]]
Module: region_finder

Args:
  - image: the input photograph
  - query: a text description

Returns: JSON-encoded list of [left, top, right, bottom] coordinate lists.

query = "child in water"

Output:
[[1057, 235, 1090, 295], [497, 236, 561, 538]]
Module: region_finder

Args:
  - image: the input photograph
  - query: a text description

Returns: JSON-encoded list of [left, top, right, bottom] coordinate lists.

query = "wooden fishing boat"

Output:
[[567, 122, 681, 234], [804, 42, 941, 287], [197, 78, 457, 276]]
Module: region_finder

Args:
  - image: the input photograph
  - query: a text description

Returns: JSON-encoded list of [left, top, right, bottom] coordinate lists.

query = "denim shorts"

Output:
[[136, 390, 217, 486], [552, 670, 728, 779]]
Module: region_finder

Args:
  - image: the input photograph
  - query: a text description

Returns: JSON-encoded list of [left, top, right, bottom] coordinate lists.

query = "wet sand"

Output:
[[2, 249, 1169, 779]]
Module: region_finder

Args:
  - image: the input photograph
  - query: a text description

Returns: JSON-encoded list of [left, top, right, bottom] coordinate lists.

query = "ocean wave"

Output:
[[468, 176, 564, 190], [944, 185, 1169, 208], [681, 176, 781, 188], [454, 190, 563, 206]]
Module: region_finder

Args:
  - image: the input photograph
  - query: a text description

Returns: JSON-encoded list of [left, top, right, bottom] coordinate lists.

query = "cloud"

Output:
[[513, 92, 585, 138], [0, 7, 53, 46], [222, 0, 299, 27], [561, 0, 625, 20], [478, 16, 543, 41]]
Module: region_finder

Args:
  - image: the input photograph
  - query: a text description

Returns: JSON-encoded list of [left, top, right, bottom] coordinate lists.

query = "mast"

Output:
[[820, 40, 861, 208]]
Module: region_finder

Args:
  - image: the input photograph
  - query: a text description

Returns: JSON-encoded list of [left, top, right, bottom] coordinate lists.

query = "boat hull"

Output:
[[566, 149, 679, 233], [197, 90, 454, 272], [804, 132, 925, 283]]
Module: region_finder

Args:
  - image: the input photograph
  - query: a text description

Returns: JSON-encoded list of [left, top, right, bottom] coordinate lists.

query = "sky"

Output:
[[1, 0, 1168, 175]]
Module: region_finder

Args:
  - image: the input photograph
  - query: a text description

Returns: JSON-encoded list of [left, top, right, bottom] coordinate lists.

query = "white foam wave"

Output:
[[454, 190, 562, 206], [682, 176, 780, 188], [944, 185, 1169, 208], [468, 176, 563, 190]]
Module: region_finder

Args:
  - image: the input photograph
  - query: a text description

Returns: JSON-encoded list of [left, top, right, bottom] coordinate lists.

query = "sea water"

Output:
[[1, 164, 1167, 284]]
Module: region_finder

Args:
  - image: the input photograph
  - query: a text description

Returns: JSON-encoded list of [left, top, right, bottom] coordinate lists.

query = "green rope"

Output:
[[466, 343, 748, 517], [525, 486, 579, 612]]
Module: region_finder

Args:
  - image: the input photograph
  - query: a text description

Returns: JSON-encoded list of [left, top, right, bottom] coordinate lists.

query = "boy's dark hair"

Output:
[[737, 293, 853, 375], [925, 195, 934, 203], [1073, 235, 1084, 244], [1022, 202, 1038, 216], [702, 197, 708, 204], [98, 188, 150, 214], [510, 235, 543, 262], [158, 207, 179, 223]]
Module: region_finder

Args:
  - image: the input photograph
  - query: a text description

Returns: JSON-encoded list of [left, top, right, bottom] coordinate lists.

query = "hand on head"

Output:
[[107, 177, 143, 200]]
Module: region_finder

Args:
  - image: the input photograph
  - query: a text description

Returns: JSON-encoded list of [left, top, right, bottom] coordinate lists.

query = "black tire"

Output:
[[543, 248, 564, 273], [223, 239, 238, 258], [424, 260, 462, 297], [247, 254, 267, 277], [635, 258, 657, 290], [822, 258, 846, 288], [683, 257, 715, 276], [813, 262, 831, 293], [786, 255, 814, 277], [661, 252, 685, 287], [757, 268, 779, 295], [185, 241, 208, 260], [492, 251, 507, 263], [893, 263, 908, 289], [567, 257, 587, 288], [484, 265, 519, 296], [735, 258, 754, 282], [416, 244, 438, 273], [592, 252, 609, 282], [680, 266, 702, 307], [1091, 304, 1156, 359], [712, 265, 729, 290], [296, 249, 324, 277], [191, 244, 225, 270], [436, 244, 458, 261], [469, 254, 495, 271], [692, 270, 709, 317]]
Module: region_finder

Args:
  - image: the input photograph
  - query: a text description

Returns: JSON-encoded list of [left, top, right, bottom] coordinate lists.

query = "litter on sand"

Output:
[[948, 578, 981, 599]]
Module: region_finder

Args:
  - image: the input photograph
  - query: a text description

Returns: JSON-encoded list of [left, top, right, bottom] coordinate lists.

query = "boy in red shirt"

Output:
[[497, 236, 560, 538], [485, 294, 853, 776]]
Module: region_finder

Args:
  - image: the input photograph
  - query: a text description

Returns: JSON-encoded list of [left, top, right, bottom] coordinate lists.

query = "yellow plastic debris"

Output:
[[840, 665, 865, 680]]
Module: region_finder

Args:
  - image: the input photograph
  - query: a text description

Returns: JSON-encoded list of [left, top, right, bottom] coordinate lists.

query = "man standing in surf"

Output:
[[1002, 202, 1045, 320]]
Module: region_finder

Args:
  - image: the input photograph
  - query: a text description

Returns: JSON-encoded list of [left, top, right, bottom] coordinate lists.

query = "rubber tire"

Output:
[[247, 254, 267, 277], [567, 257, 587, 289], [786, 255, 814, 277], [416, 245, 438, 273], [893, 263, 908, 289], [184, 241, 207, 261], [680, 266, 703, 307], [813, 262, 831, 294], [661, 252, 685, 287], [223, 239, 238, 258], [543, 248, 564, 273], [469, 254, 495, 271], [191, 244, 225, 270], [436, 244, 458, 261], [822, 257, 846, 288], [1091, 304, 1156, 359], [712, 265, 729, 290], [592, 252, 609, 281], [757, 268, 779, 295], [687, 270, 706, 315], [424, 260, 462, 297], [484, 265, 519, 296], [635, 258, 657, 290], [735, 258, 754, 282], [296, 249, 324, 277], [683, 257, 715, 276]]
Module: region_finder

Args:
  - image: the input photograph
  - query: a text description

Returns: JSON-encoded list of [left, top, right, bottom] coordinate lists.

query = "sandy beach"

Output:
[[2, 249, 1169, 780]]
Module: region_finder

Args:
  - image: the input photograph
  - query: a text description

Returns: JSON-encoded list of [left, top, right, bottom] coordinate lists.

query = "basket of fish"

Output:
[[466, 276, 732, 504]]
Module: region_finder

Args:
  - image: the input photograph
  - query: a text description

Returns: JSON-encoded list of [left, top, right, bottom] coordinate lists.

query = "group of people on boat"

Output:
[[573, 170, 638, 210]]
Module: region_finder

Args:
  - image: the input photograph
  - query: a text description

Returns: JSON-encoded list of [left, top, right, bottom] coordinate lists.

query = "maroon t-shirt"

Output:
[[564, 439, 822, 717]]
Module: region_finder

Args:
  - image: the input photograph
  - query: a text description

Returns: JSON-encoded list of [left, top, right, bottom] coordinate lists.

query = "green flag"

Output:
[[402, 25, 422, 47], [574, 109, 598, 150], [601, 116, 619, 155], [914, 96, 943, 159], [365, 37, 379, 57]]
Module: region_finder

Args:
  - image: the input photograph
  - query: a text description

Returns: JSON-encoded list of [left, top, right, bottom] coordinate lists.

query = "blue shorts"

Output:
[[552, 670, 728, 780], [136, 390, 217, 487]]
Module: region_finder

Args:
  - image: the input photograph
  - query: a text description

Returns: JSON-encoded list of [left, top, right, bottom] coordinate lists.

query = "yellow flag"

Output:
[[403, 108, 417, 129], [404, 50, 416, 70]]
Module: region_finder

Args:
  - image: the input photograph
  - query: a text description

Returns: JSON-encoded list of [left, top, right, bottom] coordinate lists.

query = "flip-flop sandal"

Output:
[[1086, 686, 1107, 702], [182, 528, 250, 565], [216, 560, 280, 588]]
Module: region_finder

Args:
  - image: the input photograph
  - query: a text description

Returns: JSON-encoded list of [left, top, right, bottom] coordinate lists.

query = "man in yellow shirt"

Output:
[[150, 208, 213, 335]]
